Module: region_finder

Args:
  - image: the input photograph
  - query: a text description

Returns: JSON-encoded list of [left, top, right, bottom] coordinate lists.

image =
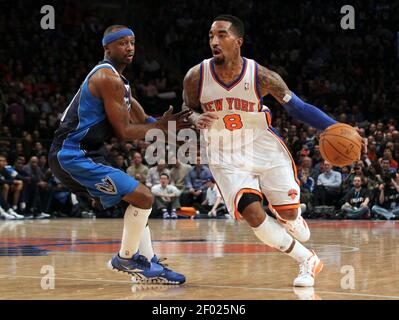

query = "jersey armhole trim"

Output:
[[198, 62, 204, 101], [254, 62, 262, 100]]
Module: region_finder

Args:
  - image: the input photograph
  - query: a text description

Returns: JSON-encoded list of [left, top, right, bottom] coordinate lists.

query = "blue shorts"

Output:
[[48, 145, 139, 209]]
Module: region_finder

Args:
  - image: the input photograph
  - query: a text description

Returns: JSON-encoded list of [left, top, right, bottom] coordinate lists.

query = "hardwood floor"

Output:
[[0, 218, 398, 300]]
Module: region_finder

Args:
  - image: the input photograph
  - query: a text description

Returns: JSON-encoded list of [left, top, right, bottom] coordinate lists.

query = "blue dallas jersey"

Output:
[[53, 59, 132, 152], [48, 59, 139, 209]]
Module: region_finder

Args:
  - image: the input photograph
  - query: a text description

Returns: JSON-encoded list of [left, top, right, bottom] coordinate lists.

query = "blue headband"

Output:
[[102, 28, 135, 46]]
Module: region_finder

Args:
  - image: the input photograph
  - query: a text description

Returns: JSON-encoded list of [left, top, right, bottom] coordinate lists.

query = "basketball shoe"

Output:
[[131, 255, 186, 285], [107, 252, 164, 280], [7, 208, 24, 220], [293, 250, 323, 287], [0, 207, 16, 220]]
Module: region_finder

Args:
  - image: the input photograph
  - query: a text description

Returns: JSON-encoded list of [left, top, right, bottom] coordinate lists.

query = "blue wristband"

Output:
[[282, 92, 337, 130], [145, 116, 157, 124]]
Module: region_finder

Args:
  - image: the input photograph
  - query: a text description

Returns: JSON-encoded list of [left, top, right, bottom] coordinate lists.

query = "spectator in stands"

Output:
[[3, 159, 25, 215], [0, 154, 24, 219], [169, 155, 192, 191], [198, 178, 228, 218], [298, 167, 315, 214], [367, 140, 378, 162], [151, 173, 181, 219], [381, 148, 398, 170], [13, 155, 30, 213], [181, 156, 212, 207], [22, 156, 51, 219], [126, 151, 149, 184], [371, 172, 399, 220], [314, 160, 342, 207], [146, 159, 170, 188], [38, 154, 49, 172], [311, 145, 323, 178], [341, 176, 371, 219], [343, 164, 365, 192], [32, 141, 46, 158], [376, 157, 397, 184], [7, 141, 25, 165], [299, 156, 317, 181], [114, 153, 128, 172]]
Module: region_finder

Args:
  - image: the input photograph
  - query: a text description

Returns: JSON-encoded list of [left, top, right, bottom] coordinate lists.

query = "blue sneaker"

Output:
[[107, 252, 163, 281], [131, 255, 186, 285]]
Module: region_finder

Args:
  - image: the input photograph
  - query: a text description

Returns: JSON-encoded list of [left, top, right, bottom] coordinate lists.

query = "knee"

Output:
[[2, 183, 10, 191], [238, 193, 264, 227], [276, 208, 298, 221], [15, 181, 23, 191]]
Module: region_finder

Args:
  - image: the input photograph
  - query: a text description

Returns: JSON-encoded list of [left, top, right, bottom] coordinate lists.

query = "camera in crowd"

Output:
[[383, 171, 398, 187]]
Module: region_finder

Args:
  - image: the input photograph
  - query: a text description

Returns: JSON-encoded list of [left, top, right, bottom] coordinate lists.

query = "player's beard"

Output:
[[214, 56, 225, 65]]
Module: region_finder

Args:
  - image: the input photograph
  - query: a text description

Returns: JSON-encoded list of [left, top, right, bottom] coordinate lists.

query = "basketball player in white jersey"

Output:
[[183, 15, 339, 287]]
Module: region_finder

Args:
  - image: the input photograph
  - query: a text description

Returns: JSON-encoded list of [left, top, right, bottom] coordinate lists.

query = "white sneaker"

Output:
[[8, 208, 24, 220], [36, 212, 51, 219], [1, 207, 16, 220], [293, 251, 323, 287], [170, 211, 178, 219], [163, 211, 170, 219]]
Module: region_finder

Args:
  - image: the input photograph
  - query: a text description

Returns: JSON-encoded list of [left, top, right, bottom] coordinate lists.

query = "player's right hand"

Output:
[[196, 112, 219, 129], [157, 106, 193, 131]]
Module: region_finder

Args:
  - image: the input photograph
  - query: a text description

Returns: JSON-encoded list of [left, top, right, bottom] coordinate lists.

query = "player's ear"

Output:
[[236, 37, 243, 48], [103, 44, 111, 55]]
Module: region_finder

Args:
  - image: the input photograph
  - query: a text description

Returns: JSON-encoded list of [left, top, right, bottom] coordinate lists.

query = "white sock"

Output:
[[252, 215, 312, 262], [139, 225, 155, 261], [252, 215, 293, 251], [287, 240, 313, 263], [12, 205, 17, 211], [119, 205, 152, 258]]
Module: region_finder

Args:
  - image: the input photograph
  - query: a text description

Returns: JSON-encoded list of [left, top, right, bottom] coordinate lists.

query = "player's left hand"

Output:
[[158, 106, 193, 131]]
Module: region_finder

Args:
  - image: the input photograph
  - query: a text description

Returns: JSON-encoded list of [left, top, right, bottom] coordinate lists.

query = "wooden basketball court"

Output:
[[0, 218, 398, 300]]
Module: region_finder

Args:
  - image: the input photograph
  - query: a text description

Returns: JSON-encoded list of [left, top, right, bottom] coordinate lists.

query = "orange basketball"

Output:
[[319, 123, 362, 167]]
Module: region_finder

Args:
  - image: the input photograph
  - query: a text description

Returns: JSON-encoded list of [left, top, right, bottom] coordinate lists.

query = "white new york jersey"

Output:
[[197, 57, 300, 219], [199, 57, 273, 169]]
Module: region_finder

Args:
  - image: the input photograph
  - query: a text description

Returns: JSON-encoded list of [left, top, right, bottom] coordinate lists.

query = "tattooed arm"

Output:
[[257, 65, 337, 130], [182, 64, 218, 129], [257, 65, 291, 104], [182, 64, 202, 123]]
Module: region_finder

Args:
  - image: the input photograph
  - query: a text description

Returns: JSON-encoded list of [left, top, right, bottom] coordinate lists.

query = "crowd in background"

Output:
[[1, 0, 398, 220]]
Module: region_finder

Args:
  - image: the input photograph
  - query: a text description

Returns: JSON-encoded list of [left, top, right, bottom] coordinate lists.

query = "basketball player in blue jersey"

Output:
[[183, 15, 342, 287], [49, 25, 191, 284]]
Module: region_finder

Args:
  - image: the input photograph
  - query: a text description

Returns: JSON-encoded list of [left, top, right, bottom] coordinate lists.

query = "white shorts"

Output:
[[207, 127, 300, 219]]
